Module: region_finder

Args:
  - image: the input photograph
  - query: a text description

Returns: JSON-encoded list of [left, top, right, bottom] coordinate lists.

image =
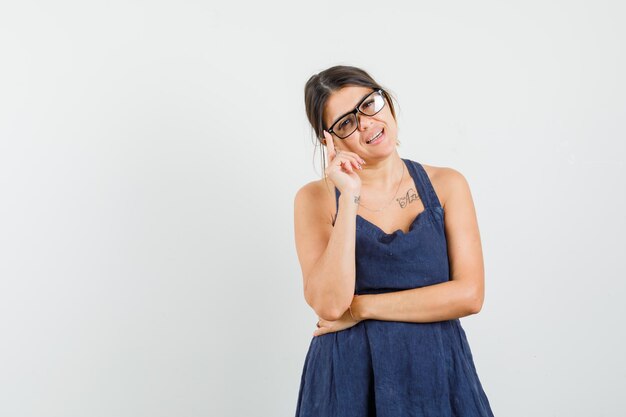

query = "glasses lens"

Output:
[[333, 114, 357, 138], [359, 91, 385, 115]]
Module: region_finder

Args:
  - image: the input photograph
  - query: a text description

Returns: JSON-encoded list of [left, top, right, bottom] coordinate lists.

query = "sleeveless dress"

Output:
[[294, 158, 495, 417]]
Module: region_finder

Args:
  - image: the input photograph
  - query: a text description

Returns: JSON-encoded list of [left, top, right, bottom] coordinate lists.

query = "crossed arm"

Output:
[[351, 168, 484, 323], [351, 168, 485, 323], [350, 280, 481, 323]]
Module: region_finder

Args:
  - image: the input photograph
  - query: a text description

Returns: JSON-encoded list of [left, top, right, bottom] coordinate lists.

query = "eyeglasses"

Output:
[[326, 89, 386, 139]]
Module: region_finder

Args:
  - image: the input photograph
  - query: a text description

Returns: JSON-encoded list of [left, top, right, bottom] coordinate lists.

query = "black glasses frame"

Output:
[[326, 89, 386, 139]]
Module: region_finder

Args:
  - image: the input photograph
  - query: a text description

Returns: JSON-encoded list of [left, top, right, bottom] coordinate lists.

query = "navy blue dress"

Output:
[[294, 158, 495, 417]]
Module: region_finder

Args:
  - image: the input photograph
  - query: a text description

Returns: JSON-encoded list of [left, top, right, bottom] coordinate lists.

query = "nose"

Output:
[[356, 113, 373, 131]]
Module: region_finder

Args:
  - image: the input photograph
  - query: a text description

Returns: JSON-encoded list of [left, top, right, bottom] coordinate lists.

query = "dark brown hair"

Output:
[[304, 65, 400, 178]]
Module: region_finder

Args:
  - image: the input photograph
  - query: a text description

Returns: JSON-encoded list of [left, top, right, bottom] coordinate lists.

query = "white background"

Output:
[[1, 1, 625, 416]]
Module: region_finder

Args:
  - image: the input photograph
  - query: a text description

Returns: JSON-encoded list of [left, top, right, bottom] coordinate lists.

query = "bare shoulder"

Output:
[[294, 177, 337, 225], [295, 177, 335, 200], [420, 163, 470, 210]]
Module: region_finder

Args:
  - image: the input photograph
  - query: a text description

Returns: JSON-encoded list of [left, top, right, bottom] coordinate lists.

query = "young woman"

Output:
[[293, 65, 495, 416]]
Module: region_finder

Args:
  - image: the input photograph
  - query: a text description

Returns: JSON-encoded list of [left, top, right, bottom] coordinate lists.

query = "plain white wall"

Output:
[[1, 1, 624, 416]]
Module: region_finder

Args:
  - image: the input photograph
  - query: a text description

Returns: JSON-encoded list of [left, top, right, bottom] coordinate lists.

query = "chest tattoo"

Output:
[[396, 188, 420, 208]]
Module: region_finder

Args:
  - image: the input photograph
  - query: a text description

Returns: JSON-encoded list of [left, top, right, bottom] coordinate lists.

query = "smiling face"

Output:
[[323, 85, 398, 158]]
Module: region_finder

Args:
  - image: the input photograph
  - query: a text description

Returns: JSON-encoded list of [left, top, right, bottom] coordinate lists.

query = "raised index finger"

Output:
[[323, 130, 336, 161]]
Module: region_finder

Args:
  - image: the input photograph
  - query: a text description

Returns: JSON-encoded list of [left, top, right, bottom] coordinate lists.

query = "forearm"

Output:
[[352, 280, 480, 323], [306, 192, 360, 320]]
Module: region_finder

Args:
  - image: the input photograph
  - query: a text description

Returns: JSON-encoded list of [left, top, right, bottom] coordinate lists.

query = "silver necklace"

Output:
[[358, 161, 405, 212]]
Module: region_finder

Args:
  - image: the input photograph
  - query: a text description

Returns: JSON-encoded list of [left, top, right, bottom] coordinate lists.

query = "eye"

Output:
[[362, 99, 374, 109], [338, 118, 353, 129]]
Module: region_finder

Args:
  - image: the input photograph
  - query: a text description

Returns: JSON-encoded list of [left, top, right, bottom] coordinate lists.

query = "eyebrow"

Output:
[[328, 90, 373, 129]]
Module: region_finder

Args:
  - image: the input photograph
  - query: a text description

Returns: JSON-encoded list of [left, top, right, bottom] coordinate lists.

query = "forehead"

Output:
[[324, 85, 374, 127]]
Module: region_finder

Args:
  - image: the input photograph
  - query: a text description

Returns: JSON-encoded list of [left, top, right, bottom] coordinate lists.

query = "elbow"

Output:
[[317, 298, 353, 321], [469, 300, 483, 315], [313, 297, 348, 321], [304, 290, 346, 321], [466, 287, 484, 315], [310, 299, 345, 321], [317, 307, 345, 322], [303, 269, 354, 321]]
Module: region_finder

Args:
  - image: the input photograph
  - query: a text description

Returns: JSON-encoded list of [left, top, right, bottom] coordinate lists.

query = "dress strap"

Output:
[[332, 185, 340, 226], [404, 159, 442, 209]]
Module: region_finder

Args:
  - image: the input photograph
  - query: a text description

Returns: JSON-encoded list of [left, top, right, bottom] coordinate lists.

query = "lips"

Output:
[[366, 129, 384, 144]]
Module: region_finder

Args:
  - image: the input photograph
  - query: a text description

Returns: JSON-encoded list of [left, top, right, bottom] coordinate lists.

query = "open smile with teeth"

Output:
[[367, 130, 384, 144]]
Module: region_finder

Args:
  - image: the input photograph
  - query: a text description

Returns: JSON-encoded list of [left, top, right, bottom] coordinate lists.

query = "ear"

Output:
[[321, 137, 327, 146]]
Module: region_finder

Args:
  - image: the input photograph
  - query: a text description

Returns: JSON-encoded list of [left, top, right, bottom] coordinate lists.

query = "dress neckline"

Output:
[[357, 158, 426, 237], [333, 158, 443, 238], [357, 208, 436, 237]]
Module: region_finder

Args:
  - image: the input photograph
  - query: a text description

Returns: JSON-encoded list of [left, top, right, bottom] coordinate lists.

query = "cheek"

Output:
[[383, 119, 397, 134]]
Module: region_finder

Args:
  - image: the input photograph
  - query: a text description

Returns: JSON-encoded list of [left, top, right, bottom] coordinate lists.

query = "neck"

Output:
[[358, 151, 404, 189]]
